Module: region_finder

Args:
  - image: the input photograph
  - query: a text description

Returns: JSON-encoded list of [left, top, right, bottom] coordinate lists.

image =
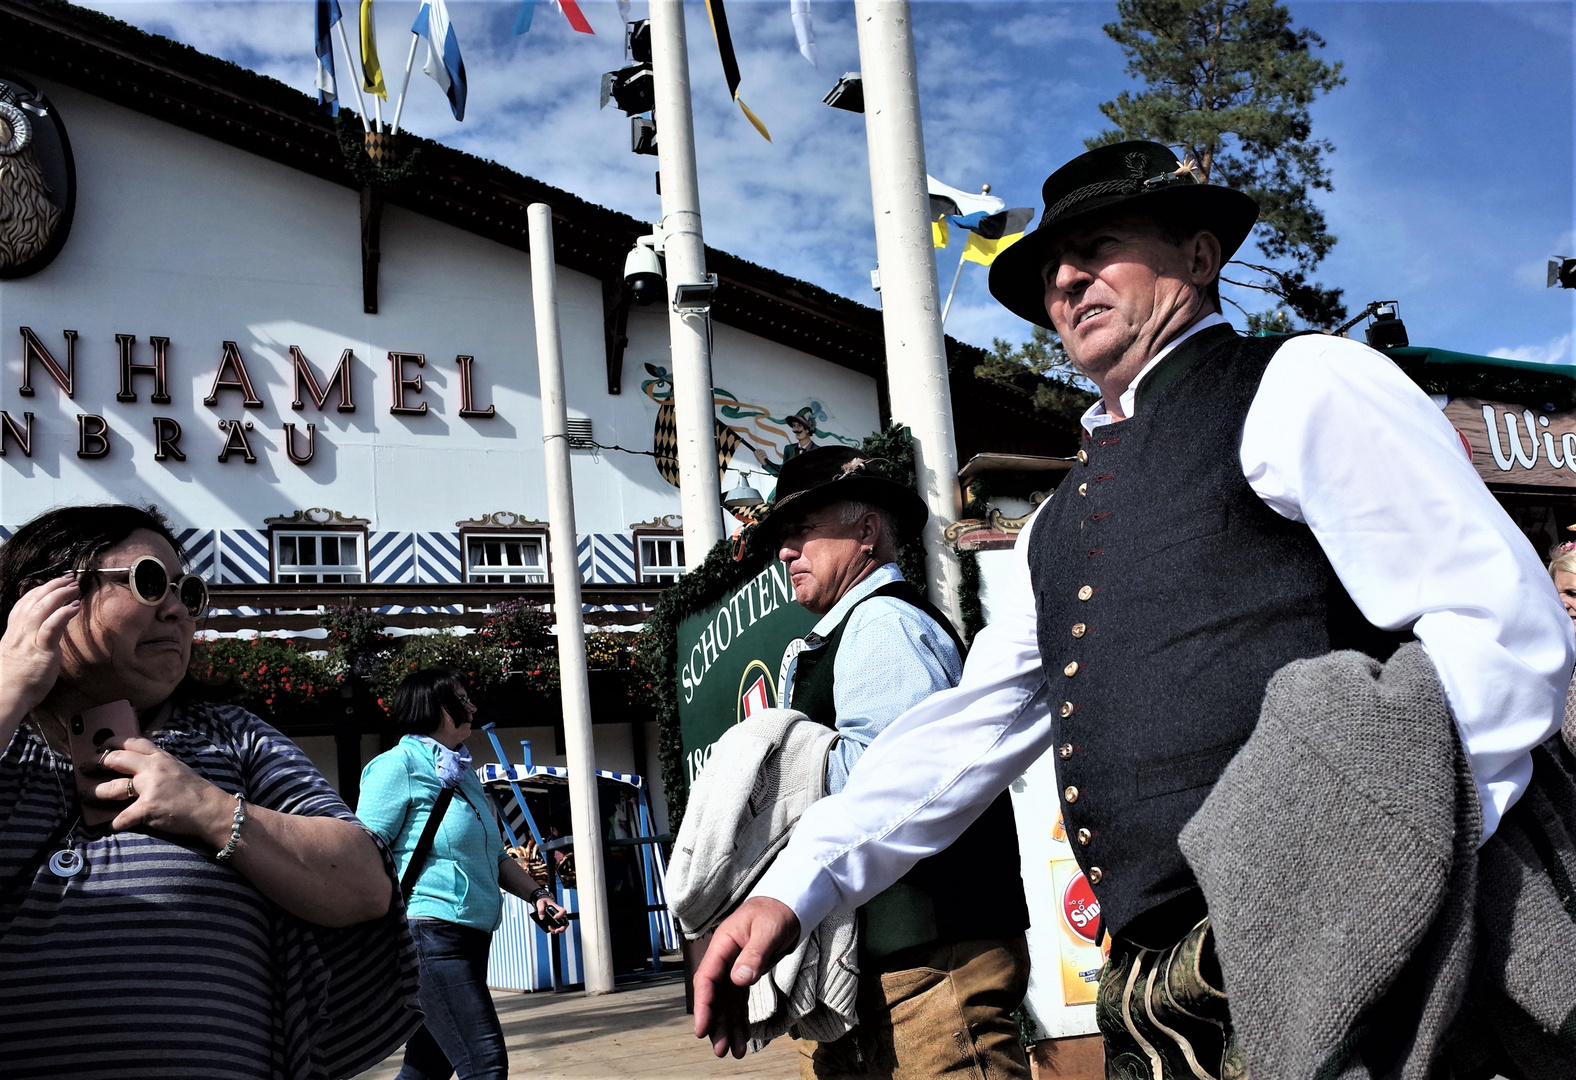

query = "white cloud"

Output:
[[1490, 333, 1574, 366]]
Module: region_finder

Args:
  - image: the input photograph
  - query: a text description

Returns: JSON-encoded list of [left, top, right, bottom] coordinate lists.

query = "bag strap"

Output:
[[400, 785, 457, 902]]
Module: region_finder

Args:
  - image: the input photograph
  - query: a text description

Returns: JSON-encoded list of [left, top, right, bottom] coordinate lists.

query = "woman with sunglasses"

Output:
[[0, 504, 418, 1078]]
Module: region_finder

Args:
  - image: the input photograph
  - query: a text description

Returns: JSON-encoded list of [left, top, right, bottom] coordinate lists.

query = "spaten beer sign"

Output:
[[675, 558, 816, 785], [1447, 397, 1576, 488]]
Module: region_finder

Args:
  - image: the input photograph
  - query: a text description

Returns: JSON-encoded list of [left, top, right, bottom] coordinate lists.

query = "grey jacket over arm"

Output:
[[1181, 643, 1576, 1080]]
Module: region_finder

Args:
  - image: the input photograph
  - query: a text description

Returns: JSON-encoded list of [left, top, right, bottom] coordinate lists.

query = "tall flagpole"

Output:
[[390, 34, 420, 136], [527, 203, 617, 997], [334, 20, 372, 131], [854, 0, 965, 631], [941, 246, 967, 326], [649, 0, 725, 559]]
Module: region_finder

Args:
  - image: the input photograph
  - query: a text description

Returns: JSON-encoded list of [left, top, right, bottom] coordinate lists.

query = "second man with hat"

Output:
[[761, 445, 1030, 1080]]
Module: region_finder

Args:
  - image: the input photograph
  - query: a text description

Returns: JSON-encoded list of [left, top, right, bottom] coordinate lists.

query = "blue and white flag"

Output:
[[314, 0, 342, 113], [412, 0, 467, 121]]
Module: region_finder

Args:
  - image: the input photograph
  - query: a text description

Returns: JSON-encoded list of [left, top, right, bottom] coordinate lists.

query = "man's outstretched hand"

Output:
[[692, 896, 802, 1059]]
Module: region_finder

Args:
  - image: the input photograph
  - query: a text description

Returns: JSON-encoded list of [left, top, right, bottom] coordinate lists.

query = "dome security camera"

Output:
[[624, 234, 664, 306]]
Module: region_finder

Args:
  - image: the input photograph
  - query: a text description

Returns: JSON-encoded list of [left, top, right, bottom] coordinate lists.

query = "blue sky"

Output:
[[78, 0, 1575, 363]]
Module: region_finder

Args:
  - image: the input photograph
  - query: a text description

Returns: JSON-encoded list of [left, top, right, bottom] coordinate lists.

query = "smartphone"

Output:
[[68, 699, 140, 827], [530, 904, 571, 932]]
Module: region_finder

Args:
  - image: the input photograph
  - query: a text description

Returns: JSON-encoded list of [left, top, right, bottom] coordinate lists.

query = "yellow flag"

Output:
[[962, 228, 1025, 266], [360, 0, 387, 99], [932, 217, 950, 249]]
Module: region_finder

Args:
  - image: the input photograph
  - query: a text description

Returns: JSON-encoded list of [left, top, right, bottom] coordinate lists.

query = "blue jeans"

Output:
[[396, 919, 508, 1080]]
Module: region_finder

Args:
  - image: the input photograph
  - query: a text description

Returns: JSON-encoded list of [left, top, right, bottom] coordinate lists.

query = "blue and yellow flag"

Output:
[[360, 0, 387, 99], [954, 207, 1034, 266]]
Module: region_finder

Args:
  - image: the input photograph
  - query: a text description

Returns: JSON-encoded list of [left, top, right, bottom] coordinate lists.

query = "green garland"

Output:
[[334, 112, 425, 191], [634, 524, 779, 830]]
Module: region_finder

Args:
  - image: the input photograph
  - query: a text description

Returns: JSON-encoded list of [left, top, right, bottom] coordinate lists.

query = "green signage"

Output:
[[676, 557, 818, 785]]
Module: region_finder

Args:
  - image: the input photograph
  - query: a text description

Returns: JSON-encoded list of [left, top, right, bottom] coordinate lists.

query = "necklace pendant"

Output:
[[48, 848, 84, 879]]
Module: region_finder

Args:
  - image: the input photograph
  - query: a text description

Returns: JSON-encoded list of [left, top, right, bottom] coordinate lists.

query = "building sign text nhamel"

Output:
[[0, 327, 497, 465]]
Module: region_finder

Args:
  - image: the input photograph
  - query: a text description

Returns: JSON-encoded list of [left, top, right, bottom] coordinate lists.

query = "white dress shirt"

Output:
[[752, 315, 1573, 940]]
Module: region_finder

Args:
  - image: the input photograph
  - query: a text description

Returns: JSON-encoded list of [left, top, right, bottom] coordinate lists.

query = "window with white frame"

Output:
[[274, 531, 364, 584], [465, 533, 548, 584], [637, 534, 686, 583]]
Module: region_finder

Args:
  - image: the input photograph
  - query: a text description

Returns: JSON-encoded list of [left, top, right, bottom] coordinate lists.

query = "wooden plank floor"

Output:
[[354, 976, 800, 1080]]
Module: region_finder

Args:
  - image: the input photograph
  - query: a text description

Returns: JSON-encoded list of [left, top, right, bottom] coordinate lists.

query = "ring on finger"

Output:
[[125, 777, 137, 800]]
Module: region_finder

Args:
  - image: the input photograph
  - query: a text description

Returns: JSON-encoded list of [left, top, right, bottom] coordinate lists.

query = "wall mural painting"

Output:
[[0, 75, 75, 279], [640, 363, 860, 494]]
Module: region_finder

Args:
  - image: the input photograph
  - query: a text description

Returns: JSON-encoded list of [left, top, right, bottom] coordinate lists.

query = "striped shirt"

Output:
[[0, 700, 419, 1078]]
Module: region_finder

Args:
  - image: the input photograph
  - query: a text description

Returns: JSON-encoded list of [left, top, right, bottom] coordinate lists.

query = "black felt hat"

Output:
[[761, 446, 928, 541], [988, 141, 1260, 329]]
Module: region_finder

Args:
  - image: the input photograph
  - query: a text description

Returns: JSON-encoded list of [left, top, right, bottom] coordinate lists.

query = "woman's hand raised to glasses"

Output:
[[0, 575, 81, 736]]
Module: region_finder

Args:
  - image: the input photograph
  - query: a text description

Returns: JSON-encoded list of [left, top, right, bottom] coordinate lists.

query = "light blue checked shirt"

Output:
[[781, 563, 963, 794]]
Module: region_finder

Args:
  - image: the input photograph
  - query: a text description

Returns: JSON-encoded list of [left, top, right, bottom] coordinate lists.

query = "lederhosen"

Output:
[[1027, 325, 1405, 1078], [789, 580, 1030, 960]]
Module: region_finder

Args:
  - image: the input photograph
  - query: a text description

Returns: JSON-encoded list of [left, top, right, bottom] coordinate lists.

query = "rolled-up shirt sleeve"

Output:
[[1245, 335, 1574, 840], [751, 508, 1055, 937]]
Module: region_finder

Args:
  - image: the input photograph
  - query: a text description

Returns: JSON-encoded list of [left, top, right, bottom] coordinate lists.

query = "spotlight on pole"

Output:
[[1364, 300, 1409, 350], [671, 275, 718, 314], [602, 19, 657, 156], [1549, 257, 1576, 289], [823, 73, 864, 113]]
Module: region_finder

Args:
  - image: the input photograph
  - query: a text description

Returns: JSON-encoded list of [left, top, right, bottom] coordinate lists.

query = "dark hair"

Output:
[[391, 667, 471, 736], [0, 504, 188, 627]]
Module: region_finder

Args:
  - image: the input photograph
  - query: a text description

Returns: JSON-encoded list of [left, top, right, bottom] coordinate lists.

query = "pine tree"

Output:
[[975, 326, 1098, 427], [1090, 0, 1347, 327]]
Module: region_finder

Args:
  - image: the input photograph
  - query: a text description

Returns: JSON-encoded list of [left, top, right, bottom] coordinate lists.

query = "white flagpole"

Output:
[[855, 0, 966, 630], [333, 20, 372, 130], [941, 244, 967, 327], [372, 90, 384, 132], [389, 33, 420, 136], [527, 202, 617, 997]]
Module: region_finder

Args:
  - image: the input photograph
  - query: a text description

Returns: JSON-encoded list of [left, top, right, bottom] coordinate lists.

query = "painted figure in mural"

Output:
[[642, 364, 859, 489], [760, 446, 1031, 1080], [695, 143, 1574, 1076], [753, 408, 820, 476], [0, 85, 62, 271], [0, 503, 419, 1076], [357, 667, 567, 1080]]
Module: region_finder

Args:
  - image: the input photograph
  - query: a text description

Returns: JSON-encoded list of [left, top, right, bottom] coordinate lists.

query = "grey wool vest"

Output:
[[1029, 324, 1406, 946]]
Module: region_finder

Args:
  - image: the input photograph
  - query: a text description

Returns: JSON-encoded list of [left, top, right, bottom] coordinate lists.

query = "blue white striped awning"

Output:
[[479, 763, 643, 789]]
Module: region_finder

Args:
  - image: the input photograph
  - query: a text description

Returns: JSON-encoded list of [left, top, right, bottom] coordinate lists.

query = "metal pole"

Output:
[[940, 245, 967, 327], [854, 0, 965, 629], [527, 203, 616, 996], [389, 34, 420, 137], [649, 0, 725, 558]]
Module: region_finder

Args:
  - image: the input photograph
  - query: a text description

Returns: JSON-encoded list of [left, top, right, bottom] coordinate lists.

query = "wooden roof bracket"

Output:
[[361, 184, 382, 315], [603, 267, 632, 394]]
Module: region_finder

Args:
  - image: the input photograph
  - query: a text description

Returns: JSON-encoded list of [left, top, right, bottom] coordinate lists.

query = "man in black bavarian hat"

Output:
[[693, 143, 1569, 1075], [762, 445, 1030, 1080]]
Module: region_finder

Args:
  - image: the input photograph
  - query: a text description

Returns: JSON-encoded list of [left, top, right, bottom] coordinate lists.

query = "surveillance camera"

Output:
[[624, 234, 664, 305]]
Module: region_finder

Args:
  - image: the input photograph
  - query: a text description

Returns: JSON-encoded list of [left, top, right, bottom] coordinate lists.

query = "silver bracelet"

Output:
[[215, 794, 246, 861]]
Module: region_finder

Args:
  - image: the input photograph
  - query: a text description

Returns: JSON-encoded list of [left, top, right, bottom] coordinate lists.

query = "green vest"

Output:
[[788, 580, 1029, 958]]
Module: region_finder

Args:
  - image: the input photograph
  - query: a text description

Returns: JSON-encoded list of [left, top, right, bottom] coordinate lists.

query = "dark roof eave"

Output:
[[0, 0, 887, 375]]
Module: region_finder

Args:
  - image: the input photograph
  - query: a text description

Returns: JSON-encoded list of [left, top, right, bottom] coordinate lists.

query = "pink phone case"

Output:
[[68, 699, 139, 827]]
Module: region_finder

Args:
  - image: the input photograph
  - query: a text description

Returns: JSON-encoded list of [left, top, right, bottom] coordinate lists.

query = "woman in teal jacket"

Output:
[[358, 668, 565, 1080]]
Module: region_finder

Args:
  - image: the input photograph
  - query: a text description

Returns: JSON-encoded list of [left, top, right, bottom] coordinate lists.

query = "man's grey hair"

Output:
[[832, 500, 901, 562]]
